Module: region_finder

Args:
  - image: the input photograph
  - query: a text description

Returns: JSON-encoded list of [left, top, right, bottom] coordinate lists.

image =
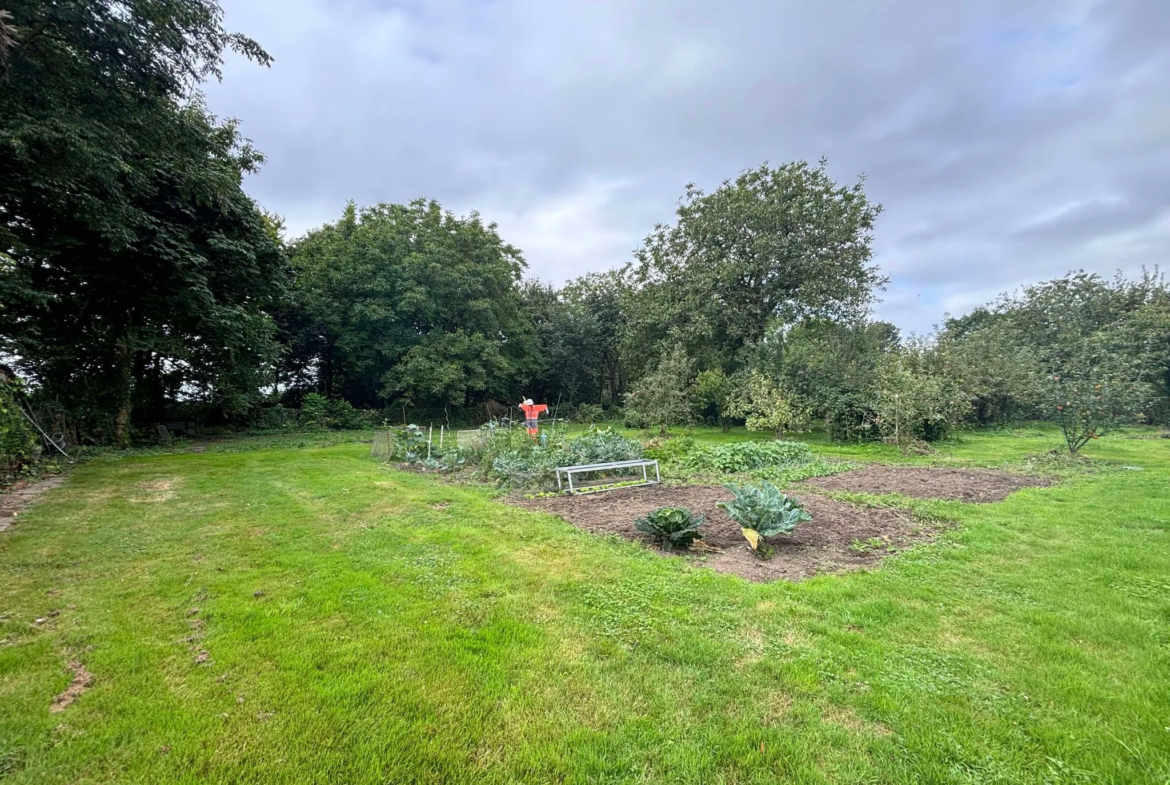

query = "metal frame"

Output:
[[555, 459, 661, 494]]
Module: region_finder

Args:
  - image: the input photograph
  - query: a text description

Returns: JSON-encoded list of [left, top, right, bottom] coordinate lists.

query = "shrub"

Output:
[[300, 394, 329, 429], [325, 398, 366, 430], [634, 507, 706, 550], [726, 371, 809, 436], [872, 344, 969, 445], [1, 377, 37, 481], [643, 436, 697, 463], [575, 403, 606, 423], [252, 405, 297, 430], [622, 347, 695, 433], [718, 482, 811, 557], [682, 441, 810, 474], [693, 369, 735, 431]]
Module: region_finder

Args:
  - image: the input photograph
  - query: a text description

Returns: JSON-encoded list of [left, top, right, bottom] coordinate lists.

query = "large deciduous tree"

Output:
[[625, 160, 885, 375], [0, 1, 284, 444], [289, 200, 541, 411]]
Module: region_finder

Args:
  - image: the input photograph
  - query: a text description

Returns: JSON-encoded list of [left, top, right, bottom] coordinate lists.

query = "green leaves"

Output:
[[682, 441, 811, 474], [634, 507, 706, 550], [566, 428, 644, 464], [622, 347, 695, 433], [289, 200, 539, 409], [0, 1, 285, 440], [625, 160, 885, 374], [717, 482, 811, 553]]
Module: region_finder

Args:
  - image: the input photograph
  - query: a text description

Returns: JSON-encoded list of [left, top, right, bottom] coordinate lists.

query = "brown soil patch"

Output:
[[800, 465, 1053, 503], [129, 478, 179, 503], [49, 660, 93, 713], [0, 475, 65, 533], [512, 484, 929, 582]]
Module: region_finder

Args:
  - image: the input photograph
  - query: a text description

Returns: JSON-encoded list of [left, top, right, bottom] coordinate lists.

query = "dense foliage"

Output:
[[285, 201, 540, 412], [681, 441, 811, 474], [0, 372, 36, 480], [0, 0, 284, 445], [472, 427, 643, 488]]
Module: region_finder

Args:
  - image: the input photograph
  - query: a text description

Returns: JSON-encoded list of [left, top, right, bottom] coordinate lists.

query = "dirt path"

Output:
[[0, 475, 66, 533], [799, 465, 1053, 503]]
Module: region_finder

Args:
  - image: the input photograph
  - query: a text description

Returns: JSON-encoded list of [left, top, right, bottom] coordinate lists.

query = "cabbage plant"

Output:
[[717, 482, 811, 555], [634, 506, 706, 550]]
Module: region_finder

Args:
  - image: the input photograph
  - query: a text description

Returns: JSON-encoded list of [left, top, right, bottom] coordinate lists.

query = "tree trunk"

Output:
[[114, 342, 133, 447], [323, 342, 334, 399]]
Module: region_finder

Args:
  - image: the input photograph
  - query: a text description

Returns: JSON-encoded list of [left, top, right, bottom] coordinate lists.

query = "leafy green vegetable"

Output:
[[683, 441, 811, 474], [634, 507, 706, 550], [567, 427, 644, 464], [717, 482, 811, 555]]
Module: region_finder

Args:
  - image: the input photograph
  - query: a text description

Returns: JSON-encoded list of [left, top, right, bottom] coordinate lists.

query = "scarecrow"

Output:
[[518, 398, 548, 436]]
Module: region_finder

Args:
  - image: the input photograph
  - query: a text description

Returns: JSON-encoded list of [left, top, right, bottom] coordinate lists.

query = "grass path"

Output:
[[0, 431, 1167, 783]]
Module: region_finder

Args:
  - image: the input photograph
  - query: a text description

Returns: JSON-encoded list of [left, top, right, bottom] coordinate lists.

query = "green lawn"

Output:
[[1, 429, 1168, 783]]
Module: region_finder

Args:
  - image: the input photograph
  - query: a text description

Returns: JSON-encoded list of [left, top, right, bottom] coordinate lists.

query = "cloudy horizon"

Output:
[[203, 0, 1170, 335]]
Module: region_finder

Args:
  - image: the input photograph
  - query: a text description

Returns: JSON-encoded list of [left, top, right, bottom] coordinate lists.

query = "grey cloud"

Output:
[[204, 0, 1170, 334]]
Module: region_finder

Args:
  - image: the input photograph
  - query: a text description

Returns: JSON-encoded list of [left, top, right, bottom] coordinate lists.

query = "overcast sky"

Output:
[[203, 0, 1170, 335]]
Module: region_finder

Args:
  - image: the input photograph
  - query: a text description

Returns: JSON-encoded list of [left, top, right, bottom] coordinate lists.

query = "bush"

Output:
[[727, 371, 809, 436], [325, 398, 366, 430], [825, 393, 879, 442], [872, 344, 969, 445], [622, 347, 695, 433], [634, 507, 706, 550], [643, 436, 697, 463], [718, 482, 811, 557], [300, 394, 329, 429], [1, 377, 37, 481], [682, 441, 811, 474], [575, 403, 606, 423], [252, 405, 297, 430]]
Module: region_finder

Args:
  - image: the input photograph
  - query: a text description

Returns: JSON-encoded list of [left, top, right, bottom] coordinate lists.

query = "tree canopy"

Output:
[[625, 160, 885, 375], [0, 0, 283, 443], [287, 200, 540, 411]]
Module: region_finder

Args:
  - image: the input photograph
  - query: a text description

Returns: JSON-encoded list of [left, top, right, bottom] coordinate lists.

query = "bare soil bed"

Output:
[[512, 484, 931, 582], [0, 475, 65, 533], [799, 465, 1053, 503]]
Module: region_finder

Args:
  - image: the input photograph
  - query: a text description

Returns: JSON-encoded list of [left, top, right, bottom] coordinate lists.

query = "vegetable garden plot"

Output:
[[512, 484, 933, 582], [800, 465, 1054, 503]]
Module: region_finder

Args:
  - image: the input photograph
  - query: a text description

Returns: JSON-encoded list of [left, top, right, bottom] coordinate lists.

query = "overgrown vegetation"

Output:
[[0, 374, 36, 484], [372, 425, 648, 489]]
